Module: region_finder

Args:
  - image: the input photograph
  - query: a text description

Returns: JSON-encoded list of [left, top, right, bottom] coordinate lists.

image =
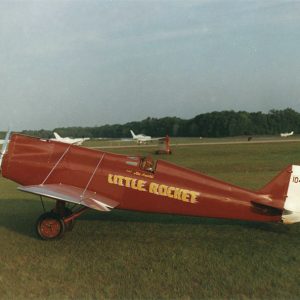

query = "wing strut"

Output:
[[81, 153, 105, 201], [42, 144, 72, 184]]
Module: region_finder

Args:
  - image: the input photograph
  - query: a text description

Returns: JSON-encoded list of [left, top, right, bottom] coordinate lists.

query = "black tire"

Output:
[[36, 212, 65, 240]]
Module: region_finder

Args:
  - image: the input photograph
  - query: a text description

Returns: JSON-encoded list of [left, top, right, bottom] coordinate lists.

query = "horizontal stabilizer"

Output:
[[251, 199, 284, 216], [251, 198, 283, 210], [18, 184, 119, 212]]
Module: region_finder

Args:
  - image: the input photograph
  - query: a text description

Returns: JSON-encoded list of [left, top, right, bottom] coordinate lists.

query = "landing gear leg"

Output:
[[52, 200, 74, 231], [36, 200, 88, 240]]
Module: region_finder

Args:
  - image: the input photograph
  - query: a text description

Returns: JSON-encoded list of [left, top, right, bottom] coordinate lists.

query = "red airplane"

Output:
[[1, 133, 299, 240], [155, 135, 172, 155]]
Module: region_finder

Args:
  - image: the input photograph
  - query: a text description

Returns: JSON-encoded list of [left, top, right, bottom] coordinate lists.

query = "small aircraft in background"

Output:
[[51, 132, 90, 145], [130, 130, 152, 143], [280, 131, 294, 137], [130, 130, 163, 144], [1, 133, 300, 240]]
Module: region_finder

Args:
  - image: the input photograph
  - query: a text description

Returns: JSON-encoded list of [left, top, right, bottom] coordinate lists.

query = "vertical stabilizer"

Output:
[[259, 165, 291, 200], [258, 165, 300, 223], [130, 130, 136, 139], [53, 132, 61, 139]]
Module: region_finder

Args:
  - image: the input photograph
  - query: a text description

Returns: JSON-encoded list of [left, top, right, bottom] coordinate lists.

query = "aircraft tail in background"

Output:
[[130, 130, 136, 139], [53, 132, 61, 140]]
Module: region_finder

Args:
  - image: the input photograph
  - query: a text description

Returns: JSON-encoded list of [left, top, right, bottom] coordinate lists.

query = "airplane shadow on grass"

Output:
[[0, 198, 41, 239], [0, 198, 294, 239]]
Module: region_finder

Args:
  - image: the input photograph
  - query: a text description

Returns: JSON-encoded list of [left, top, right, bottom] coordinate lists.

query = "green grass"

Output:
[[1, 141, 300, 299], [83, 135, 300, 148]]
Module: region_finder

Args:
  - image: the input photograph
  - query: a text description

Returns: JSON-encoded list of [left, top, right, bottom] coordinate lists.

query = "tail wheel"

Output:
[[36, 212, 65, 240]]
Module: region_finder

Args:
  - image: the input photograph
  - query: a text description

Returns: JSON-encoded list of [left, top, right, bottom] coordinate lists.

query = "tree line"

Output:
[[20, 108, 299, 139]]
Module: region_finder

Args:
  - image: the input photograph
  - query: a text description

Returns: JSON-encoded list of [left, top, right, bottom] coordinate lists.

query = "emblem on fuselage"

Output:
[[108, 174, 200, 204]]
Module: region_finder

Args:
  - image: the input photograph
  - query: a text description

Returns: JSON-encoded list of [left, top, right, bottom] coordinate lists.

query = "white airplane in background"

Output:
[[130, 130, 163, 144], [51, 132, 90, 145], [280, 131, 294, 137]]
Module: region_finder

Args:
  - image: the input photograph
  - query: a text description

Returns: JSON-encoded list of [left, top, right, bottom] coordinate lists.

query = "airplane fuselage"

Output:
[[2, 134, 285, 223]]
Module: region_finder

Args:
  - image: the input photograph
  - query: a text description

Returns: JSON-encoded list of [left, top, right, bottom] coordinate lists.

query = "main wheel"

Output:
[[36, 212, 65, 240]]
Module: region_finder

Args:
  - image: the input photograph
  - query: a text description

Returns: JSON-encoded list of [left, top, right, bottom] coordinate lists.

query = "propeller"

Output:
[[0, 130, 12, 171]]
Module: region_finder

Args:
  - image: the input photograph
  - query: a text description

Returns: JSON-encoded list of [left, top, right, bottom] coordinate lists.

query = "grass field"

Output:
[[83, 135, 300, 148], [1, 140, 300, 299]]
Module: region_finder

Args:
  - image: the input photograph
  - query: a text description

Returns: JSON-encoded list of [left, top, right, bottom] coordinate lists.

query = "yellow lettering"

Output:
[[174, 188, 183, 200], [117, 176, 124, 186], [190, 191, 200, 203], [158, 185, 168, 196], [181, 189, 190, 202], [108, 174, 199, 205], [131, 179, 138, 190], [123, 176, 132, 188], [149, 182, 159, 194], [137, 180, 147, 192], [167, 187, 175, 198], [108, 174, 114, 184], [113, 175, 119, 185]]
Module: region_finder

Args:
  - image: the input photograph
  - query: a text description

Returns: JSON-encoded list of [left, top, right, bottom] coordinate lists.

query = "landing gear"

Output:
[[36, 199, 88, 240], [36, 212, 65, 240], [63, 207, 75, 231]]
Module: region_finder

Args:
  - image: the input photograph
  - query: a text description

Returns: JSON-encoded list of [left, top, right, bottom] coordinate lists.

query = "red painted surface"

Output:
[[2, 134, 291, 223]]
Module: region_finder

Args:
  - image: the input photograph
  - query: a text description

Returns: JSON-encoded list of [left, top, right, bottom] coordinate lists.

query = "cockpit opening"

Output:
[[140, 156, 156, 173]]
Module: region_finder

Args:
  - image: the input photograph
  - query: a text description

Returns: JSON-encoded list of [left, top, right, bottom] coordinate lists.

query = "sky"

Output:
[[1, 0, 300, 131]]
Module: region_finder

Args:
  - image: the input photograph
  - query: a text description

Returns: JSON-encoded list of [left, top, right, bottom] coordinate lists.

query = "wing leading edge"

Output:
[[18, 183, 119, 212]]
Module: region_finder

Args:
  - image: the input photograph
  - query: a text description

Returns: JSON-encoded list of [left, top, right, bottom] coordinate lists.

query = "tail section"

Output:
[[282, 165, 300, 223], [130, 130, 136, 139], [258, 165, 291, 200], [53, 132, 61, 139], [255, 165, 300, 224]]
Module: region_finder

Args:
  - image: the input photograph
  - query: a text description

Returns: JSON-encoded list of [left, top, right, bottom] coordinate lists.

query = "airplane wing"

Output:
[[150, 137, 166, 141], [18, 183, 119, 212]]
